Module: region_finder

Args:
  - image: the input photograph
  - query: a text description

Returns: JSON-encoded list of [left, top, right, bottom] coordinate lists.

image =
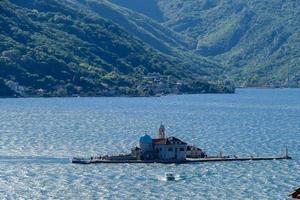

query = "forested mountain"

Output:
[[0, 0, 233, 97], [1, 0, 299, 98], [112, 0, 300, 87], [71, 0, 222, 77]]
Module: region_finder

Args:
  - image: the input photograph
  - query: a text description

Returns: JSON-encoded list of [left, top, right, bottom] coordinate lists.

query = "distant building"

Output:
[[143, 72, 170, 83]]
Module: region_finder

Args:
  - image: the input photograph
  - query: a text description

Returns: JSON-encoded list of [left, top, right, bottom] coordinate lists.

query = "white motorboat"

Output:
[[165, 172, 175, 181]]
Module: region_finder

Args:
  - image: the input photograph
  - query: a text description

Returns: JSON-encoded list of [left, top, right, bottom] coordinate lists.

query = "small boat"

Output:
[[71, 157, 91, 164], [165, 172, 175, 181]]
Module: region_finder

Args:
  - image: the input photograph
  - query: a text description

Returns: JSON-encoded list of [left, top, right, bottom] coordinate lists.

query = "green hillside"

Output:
[[112, 0, 300, 88], [0, 0, 234, 97], [72, 0, 228, 82]]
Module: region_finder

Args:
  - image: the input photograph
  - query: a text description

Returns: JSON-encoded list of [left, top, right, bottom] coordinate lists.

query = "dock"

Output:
[[186, 155, 292, 163], [72, 155, 292, 164]]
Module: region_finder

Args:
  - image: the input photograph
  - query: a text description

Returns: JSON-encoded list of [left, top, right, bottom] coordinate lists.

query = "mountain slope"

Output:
[[111, 0, 300, 87], [110, 0, 164, 22], [71, 0, 224, 80], [0, 0, 233, 97]]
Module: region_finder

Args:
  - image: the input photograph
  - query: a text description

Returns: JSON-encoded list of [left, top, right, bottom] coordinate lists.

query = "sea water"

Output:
[[0, 89, 299, 199]]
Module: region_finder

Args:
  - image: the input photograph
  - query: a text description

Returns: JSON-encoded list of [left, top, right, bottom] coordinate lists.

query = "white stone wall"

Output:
[[155, 144, 186, 161]]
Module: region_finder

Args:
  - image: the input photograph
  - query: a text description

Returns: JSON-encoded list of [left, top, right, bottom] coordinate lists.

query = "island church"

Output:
[[131, 124, 206, 161]]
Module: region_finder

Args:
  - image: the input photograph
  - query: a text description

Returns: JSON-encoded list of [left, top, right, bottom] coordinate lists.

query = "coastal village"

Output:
[[141, 73, 179, 95]]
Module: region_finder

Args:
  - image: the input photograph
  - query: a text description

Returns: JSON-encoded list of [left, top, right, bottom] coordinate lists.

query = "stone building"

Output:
[[153, 136, 187, 161], [186, 145, 207, 158], [133, 124, 189, 161]]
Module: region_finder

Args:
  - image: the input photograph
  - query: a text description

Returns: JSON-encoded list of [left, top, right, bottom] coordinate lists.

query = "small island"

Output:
[[72, 124, 291, 164]]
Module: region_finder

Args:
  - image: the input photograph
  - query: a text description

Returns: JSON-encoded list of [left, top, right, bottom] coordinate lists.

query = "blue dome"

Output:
[[139, 134, 152, 143]]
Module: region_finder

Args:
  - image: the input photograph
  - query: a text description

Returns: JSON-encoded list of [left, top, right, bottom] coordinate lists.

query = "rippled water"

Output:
[[0, 89, 300, 199]]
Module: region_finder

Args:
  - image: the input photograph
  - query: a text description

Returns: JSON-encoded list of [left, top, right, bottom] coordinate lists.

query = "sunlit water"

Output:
[[0, 89, 300, 199]]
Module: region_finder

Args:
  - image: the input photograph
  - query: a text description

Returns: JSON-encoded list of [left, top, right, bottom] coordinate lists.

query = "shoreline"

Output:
[[0, 91, 235, 99], [1, 87, 300, 99]]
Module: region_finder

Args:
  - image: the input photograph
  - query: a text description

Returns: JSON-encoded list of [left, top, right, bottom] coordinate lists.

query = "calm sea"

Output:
[[0, 89, 299, 199]]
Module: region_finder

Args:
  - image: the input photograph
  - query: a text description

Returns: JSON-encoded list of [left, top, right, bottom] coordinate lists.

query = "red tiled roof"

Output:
[[153, 138, 166, 144]]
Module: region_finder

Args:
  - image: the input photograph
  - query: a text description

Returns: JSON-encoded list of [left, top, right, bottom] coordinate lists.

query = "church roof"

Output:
[[153, 137, 187, 145], [139, 134, 152, 143]]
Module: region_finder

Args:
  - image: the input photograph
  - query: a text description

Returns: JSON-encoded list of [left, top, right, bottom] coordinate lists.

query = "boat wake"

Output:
[[158, 174, 182, 182], [0, 155, 69, 164]]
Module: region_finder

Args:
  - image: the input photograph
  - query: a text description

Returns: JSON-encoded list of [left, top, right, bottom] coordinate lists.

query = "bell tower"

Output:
[[158, 124, 166, 139]]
